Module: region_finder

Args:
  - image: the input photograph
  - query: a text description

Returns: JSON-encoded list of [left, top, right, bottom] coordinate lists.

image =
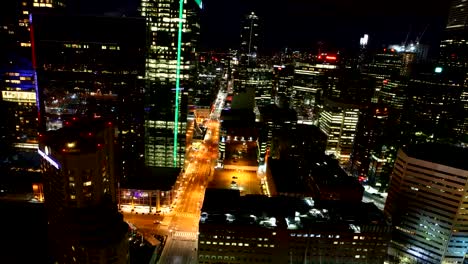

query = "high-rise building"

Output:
[[440, 0, 468, 69], [319, 99, 360, 165], [39, 119, 129, 264], [257, 103, 297, 161], [1, 69, 37, 151], [362, 46, 421, 104], [272, 64, 294, 103], [402, 71, 463, 142], [141, 0, 200, 168], [385, 143, 468, 264], [239, 12, 259, 67], [439, 0, 468, 140], [194, 52, 229, 107], [349, 105, 389, 184], [291, 57, 339, 124], [252, 60, 274, 107], [0, 0, 66, 154], [31, 14, 146, 180]]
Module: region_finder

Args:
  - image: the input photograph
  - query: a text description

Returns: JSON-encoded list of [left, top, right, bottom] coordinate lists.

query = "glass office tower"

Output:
[[141, 0, 200, 168]]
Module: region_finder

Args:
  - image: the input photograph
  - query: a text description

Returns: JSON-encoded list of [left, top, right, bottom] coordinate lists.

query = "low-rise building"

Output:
[[198, 189, 391, 264]]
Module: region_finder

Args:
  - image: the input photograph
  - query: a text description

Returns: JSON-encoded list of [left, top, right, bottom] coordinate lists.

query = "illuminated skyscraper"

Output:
[[319, 99, 360, 165], [439, 0, 468, 139], [239, 12, 259, 67], [31, 14, 146, 180], [385, 144, 468, 264], [446, 0, 468, 30], [291, 56, 339, 124], [1, 70, 37, 150], [402, 71, 463, 142], [39, 119, 129, 264], [0, 0, 66, 154], [141, 0, 200, 168], [440, 0, 468, 69]]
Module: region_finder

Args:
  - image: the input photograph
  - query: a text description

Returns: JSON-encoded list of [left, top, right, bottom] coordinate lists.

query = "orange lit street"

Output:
[[123, 92, 228, 263]]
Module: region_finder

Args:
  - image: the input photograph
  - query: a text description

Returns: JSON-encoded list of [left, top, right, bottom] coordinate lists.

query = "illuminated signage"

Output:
[[1, 91, 36, 103], [434, 67, 443, 73], [38, 149, 60, 169], [325, 56, 337, 61]]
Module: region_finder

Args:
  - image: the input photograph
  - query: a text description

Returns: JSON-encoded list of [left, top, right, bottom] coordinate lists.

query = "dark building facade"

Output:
[[39, 119, 129, 264], [350, 104, 392, 186], [31, 14, 146, 181], [199, 189, 391, 264], [402, 71, 464, 143]]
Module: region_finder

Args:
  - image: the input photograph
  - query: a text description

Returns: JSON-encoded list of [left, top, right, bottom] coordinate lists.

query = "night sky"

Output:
[[73, 0, 450, 53]]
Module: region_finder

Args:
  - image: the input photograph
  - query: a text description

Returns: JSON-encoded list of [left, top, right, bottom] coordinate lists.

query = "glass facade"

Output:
[[32, 15, 146, 179], [319, 99, 360, 165], [141, 0, 199, 168]]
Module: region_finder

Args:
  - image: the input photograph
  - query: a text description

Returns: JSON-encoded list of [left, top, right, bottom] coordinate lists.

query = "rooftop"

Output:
[[220, 109, 256, 122], [121, 167, 180, 191], [403, 143, 468, 171], [42, 118, 111, 154], [200, 189, 387, 232], [259, 104, 297, 123], [268, 159, 310, 194]]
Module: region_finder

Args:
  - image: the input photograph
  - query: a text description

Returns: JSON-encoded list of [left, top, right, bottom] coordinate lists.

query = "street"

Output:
[[157, 90, 226, 263], [123, 89, 233, 263]]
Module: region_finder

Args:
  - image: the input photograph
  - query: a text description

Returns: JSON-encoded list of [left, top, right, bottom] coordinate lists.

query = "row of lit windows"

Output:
[[200, 241, 275, 248]]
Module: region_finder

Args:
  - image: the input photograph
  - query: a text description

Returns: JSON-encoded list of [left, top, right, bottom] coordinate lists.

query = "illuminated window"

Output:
[[83, 181, 92, 186]]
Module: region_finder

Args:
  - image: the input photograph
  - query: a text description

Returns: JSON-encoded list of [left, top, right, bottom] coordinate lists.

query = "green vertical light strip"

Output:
[[174, 0, 184, 167]]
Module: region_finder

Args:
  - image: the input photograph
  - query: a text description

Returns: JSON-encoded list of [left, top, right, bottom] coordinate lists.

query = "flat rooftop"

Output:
[[200, 189, 387, 232], [268, 159, 310, 194], [403, 143, 468, 171], [121, 167, 180, 191]]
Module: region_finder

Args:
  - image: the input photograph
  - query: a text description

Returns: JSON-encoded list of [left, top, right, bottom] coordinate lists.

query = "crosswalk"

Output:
[[173, 231, 198, 240], [175, 212, 199, 218]]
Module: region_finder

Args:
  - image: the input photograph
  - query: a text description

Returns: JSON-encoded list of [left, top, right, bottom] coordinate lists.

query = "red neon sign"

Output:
[[325, 56, 337, 60]]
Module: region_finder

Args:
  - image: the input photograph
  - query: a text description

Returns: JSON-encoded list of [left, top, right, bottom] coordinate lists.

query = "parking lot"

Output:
[[209, 140, 262, 195], [223, 141, 258, 167], [209, 168, 262, 195]]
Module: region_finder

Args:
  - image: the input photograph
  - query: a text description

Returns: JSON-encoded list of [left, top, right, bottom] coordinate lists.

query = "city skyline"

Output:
[[1, 0, 468, 263], [62, 0, 451, 52]]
